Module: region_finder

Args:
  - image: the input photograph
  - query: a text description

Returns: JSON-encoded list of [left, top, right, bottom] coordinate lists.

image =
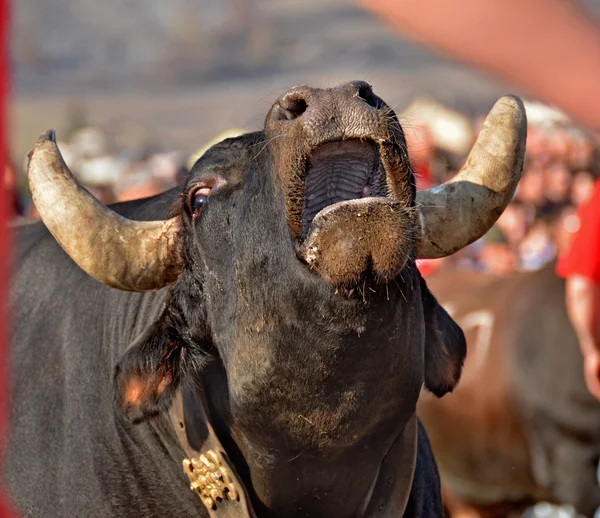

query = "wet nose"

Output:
[[270, 81, 382, 123]]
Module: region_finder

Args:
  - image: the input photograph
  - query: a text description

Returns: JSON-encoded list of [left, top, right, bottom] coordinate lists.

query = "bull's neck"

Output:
[[200, 255, 421, 516], [204, 366, 415, 518]]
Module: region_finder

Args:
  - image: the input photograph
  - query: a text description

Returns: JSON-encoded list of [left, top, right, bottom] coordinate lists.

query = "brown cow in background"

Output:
[[420, 266, 600, 518]]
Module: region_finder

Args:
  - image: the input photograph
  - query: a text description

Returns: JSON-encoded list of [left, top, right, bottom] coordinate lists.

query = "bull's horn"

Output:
[[27, 130, 183, 292], [415, 95, 526, 258]]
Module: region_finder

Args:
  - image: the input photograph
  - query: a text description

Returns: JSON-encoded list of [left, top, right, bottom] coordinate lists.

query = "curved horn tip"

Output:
[[493, 95, 527, 124], [39, 129, 57, 144], [497, 94, 524, 110], [27, 129, 60, 167]]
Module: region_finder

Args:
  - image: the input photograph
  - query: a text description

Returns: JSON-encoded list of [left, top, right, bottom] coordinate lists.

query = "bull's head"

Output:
[[27, 82, 525, 516]]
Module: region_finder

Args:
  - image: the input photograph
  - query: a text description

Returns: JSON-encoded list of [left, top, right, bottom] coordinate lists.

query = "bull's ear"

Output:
[[420, 276, 466, 397], [114, 314, 183, 423]]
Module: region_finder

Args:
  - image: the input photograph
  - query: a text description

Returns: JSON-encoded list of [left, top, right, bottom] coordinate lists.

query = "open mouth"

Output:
[[301, 139, 388, 236]]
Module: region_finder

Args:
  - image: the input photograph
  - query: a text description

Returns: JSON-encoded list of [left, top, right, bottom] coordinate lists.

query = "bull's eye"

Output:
[[191, 187, 212, 218]]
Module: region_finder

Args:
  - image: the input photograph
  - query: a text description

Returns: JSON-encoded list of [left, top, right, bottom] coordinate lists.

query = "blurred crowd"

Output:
[[406, 99, 599, 277], [6, 126, 190, 219], [6, 98, 599, 279]]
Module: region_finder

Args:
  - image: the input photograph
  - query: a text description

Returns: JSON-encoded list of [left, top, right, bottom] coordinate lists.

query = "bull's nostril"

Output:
[[276, 96, 307, 121], [356, 83, 379, 109]]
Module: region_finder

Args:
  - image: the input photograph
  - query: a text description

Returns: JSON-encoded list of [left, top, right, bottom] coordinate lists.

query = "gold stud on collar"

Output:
[[183, 450, 240, 510]]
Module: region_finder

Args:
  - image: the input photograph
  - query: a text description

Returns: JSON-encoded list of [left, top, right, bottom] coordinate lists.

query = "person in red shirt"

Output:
[[556, 179, 600, 400]]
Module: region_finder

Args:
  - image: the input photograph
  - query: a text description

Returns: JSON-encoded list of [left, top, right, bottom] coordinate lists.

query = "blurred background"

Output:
[[8, 0, 600, 277]]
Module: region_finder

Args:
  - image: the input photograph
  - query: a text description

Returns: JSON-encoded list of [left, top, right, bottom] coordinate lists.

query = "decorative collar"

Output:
[[169, 387, 255, 517], [169, 384, 417, 517]]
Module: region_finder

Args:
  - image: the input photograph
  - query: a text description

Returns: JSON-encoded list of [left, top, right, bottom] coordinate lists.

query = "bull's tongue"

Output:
[[302, 140, 382, 236]]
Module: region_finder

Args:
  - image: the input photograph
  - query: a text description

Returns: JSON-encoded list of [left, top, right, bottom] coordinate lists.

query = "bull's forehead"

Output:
[[188, 131, 265, 185]]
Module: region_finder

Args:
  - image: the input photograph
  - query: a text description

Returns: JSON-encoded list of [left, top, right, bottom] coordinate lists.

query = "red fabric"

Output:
[[557, 179, 600, 282], [413, 161, 433, 190], [416, 258, 440, 277], [0, 0, 13, 513]]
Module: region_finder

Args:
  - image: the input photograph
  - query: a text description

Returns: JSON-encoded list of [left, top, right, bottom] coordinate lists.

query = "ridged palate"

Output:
[[302, 140, 384, 235]]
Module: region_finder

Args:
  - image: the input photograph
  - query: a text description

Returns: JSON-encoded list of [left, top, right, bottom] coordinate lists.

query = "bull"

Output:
[[3, 82, 525, 517], [420, 267, 600, 517]]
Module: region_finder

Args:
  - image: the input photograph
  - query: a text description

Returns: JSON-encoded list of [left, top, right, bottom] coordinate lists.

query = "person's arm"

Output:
[[565, 275, 600, 357], [565, 275, 600, 400], [360, 0, 600, 131]]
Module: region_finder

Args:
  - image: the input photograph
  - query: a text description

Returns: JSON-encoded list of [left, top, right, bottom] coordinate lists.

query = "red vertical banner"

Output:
[[0, 0, 11, 514]]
